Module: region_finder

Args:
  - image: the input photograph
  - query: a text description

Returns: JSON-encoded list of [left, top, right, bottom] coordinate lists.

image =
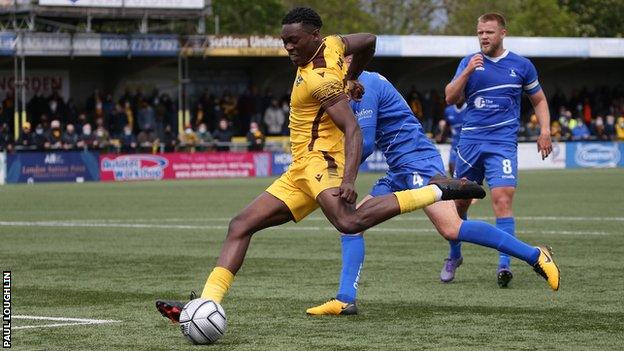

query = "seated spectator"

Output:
[[77, 123, 95, 149], [213, 118, 233, 152], [45, 120, 63, 149], [161, 124, 177, 152], [33, 123, 48, 149], [550, 120, 562, 141], [264, 98, 286, 136], [62, 124, 79, 150], [0, 123, 12, 151], [524, 114, 541, 140], [93, 121, 110, 150], [571, 118, 591, 140], [120, 124, 137, 153], [196, 123, 214, 151], [137, 125, 158, 152], [592, 116, 608, 140], [616, 116, 624, 141], [179, 124, 199, 151], [17, 122, 35, 149], [246, 121, 265, 151]]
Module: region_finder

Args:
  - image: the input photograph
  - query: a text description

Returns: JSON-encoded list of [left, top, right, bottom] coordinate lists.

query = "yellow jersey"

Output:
[[288, 35, 347, 160]]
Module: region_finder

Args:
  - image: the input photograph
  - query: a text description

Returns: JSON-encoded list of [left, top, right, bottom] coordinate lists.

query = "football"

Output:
[[179, 299, 227, 344]]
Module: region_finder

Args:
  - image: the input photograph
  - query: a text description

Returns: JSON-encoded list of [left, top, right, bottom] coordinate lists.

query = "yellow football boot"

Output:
[[533, 246, 560, 291], [306, 298, 358, 316]]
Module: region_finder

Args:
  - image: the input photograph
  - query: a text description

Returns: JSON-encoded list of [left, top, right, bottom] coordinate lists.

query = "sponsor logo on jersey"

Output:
[[355, 109, 374, 120]]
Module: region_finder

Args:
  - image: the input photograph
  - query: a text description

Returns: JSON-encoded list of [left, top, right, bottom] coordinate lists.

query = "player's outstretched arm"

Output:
[[528, 89, 553, 159], [342, 33, 376, 100], [445, 54, 483, 105], [326, 97, 362, 204]]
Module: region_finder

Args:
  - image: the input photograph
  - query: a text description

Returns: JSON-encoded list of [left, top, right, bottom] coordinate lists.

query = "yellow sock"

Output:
[[200, 267, 234, 303], [394, 185, 438, 214]]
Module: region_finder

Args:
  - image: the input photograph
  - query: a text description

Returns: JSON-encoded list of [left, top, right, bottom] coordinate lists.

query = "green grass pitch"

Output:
[[2, 169, 624, 350]]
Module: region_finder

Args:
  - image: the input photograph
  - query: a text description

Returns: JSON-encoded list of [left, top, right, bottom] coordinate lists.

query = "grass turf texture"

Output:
[[1, 168, 623, 350]]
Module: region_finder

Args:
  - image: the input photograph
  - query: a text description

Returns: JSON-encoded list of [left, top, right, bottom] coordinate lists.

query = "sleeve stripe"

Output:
[[523, 80, 540, 91]]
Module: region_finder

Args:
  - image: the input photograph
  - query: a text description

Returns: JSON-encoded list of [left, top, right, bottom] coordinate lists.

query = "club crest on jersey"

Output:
[[475, 66, 485, 71], [509, 68, 517, 77], [295, 75, 304, 86]]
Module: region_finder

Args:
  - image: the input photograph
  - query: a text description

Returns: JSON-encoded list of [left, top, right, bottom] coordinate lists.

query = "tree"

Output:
[[282, 0, 379, 34], [208, 0, 285, 35], [563, 0, 624, 37], [362, 0, 447, 35], [444, 0, 578, 37]]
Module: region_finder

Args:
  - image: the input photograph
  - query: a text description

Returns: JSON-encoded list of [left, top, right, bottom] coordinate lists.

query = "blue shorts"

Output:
[[370, 155, 446, 197], [454, 143, 518, 188]]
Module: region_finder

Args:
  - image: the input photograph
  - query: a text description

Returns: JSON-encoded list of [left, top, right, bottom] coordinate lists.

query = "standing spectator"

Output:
[[605, 115, 616, 139], [109, 103, 128, 138], [433, 119, 450, 144], [120, 124, 137, 152], [263, 98, 286, 136], [221, 91, 238, 126], [45, 120, 63, 149], [213, 118, 233, 152], [194, 103, 205, 128], [62, 124, 79, 149], [137, 100, 156, 133], [2, 91, 14, 126], [66, 98, 79, 126], [0, 123, 12, 151], [75, 113, 89, 132], [280, 99, 291, 135], [246, 121, 265, 151]]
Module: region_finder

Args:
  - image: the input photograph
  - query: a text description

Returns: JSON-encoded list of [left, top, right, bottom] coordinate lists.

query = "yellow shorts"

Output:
[[266, 150, 344, 222]]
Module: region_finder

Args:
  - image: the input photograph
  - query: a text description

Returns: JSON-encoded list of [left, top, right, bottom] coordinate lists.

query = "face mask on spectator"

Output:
[[35, 127, 43, 135], [199, 125, 207, 133], [124, 128, 132, 136]]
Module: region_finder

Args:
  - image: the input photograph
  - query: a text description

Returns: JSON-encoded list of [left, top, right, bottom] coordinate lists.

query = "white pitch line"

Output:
[[0, 220, 611, 235], [13, 315, 120, 330], [46, 215, 624, 223]]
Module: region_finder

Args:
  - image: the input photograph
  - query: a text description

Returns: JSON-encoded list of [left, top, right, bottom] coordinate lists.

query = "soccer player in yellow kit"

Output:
[[156, 7, 485, 322]]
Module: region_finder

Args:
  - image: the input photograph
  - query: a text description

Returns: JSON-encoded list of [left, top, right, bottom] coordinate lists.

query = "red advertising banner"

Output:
[[99, 152, 272, 182]]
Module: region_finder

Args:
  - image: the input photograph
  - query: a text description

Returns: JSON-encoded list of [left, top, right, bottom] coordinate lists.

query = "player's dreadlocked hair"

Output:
[[281, 7, 322, 29]]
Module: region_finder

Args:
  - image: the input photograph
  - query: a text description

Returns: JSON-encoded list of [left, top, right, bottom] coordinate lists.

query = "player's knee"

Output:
[[438, 222, 460, 240], [492, 195, 512, 212], [227, 215, 251, 238], [333, 216, 364, 235]]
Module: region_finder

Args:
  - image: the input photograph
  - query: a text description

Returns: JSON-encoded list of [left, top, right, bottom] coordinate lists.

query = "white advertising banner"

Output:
[[39, 0, 204, 8], [517, 141, 566, 169], [0, 151, 5, 185]]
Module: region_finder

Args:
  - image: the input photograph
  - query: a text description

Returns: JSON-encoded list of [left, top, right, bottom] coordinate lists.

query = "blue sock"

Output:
[[336, 234, 365, 304], [448, 213, 466, 259], [496, 217, 515, 269], [458, 221, 540, 265]]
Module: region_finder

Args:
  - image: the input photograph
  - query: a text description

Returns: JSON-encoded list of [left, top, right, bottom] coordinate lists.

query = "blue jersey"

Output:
[[351, 71, 439, 172], [444, 103, 466, 149], [453, 50, 541, 145]]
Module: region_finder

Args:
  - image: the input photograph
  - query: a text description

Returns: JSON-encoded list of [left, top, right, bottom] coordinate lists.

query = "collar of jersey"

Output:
[[303, 42, 325, 66], [483, 49, 509, 63]]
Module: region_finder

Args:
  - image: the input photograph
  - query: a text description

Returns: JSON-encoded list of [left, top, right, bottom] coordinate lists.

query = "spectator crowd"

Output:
[[1, 84, 623, 153]]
